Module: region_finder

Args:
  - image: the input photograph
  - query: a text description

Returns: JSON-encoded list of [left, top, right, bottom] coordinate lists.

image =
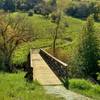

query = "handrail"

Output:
[[39, 49, 69, 89], [40, 49, 68, 67]]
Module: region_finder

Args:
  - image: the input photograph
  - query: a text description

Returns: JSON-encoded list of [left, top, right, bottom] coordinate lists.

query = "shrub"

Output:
[[65, 2, 90, 19], [34, 3, 51, 16], [20, 3, 29, 11], [65, 1, 100, 21], [69, 79, 100, 100], [46, 48, 70, 63], [69, 79, 92, 90], [28, 10, 33, 16], [72, 15, 99, 78], [93, 85, 100, 94], [97, 60, 100, 82], [97, 72, 100, 84], [64, 22, 69, 27]]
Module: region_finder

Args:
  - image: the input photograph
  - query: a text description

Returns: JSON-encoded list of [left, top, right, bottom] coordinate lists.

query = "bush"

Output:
[[34, 3, 51, 16], [65, 2, 90, 19], [65, 1, 100, 20], [69, 79, 92, 90], [46, 48, 70, 63], [28, 10, 33, 16], [93, 85, 100, 94], [72, 15, 99, 78], [20, 3, 29, 11], [97, 72, 100, 83]]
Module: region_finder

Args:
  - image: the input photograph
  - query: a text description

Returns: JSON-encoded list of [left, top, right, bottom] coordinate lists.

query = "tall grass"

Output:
[[10, 12, 100, 66], [0, 72, 64, 100], [69, 79, 100, 100]]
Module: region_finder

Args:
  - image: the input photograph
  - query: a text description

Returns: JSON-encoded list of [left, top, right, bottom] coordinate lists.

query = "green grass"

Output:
[[69, 79, 100, 100], [0, 72, 64, 100], [7, 12, 100, 65]]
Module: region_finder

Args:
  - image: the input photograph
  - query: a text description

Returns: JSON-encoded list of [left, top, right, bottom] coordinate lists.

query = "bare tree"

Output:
[[50, 11, 61, 56], [0, 13, 35, 72], [50, 0, 68, 56]]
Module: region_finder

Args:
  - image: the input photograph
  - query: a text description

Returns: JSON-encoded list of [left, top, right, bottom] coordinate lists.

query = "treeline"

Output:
[[0, 0, 100, 21], [0, 0, 43, 11], [0, 0, 57, 16], [65, 1, 100, 21]]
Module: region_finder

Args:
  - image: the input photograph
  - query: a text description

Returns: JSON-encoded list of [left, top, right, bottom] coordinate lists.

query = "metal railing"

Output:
[[39, 49, 69, 89]]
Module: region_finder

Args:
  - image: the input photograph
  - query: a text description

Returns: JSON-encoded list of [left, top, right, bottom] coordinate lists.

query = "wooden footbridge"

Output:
[[28, 49, 91, 100], [30, 49, 68, 87]]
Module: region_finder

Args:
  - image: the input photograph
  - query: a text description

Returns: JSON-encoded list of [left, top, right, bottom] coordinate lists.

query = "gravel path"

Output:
[[44, 85, 91, 100]]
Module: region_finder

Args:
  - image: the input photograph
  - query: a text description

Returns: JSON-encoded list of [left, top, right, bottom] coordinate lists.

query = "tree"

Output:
[[49, 0, 57, 11], [0, 14, 35, 72], [16, 0, 21, 10], [50, 0, 68, 56], [50, 11, 61, 56], [0, 0, 4, 9], [28, 9, 33, 16], [93, 3, 100, 21], [20, 3, 29, 11], [3, 0, 15, 12], [73, 15, 99, 78]]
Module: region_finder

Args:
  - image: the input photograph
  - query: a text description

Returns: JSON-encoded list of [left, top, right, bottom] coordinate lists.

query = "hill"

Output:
[[10, 12, 100, 65]]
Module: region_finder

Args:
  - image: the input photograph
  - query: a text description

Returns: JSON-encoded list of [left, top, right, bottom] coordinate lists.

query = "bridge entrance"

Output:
[[31, 50, 62, 85], [30, 49, 91, 100]]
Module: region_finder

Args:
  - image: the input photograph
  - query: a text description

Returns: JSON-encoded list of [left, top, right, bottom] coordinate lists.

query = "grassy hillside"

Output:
[[0, 72, 64, 100], [10, 12, 100, 65], [69, 79, 100, 100]]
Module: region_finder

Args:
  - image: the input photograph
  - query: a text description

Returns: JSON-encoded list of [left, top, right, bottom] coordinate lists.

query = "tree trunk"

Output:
[[52, 23, 59, 56], [53, 37, 56, 56], [53, 36, 57, 56]]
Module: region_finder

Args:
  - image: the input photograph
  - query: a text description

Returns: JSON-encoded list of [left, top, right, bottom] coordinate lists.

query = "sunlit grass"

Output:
[[69, 79, 100, 100], [9, 12, 100, 66], [0, 72, 64, 100]]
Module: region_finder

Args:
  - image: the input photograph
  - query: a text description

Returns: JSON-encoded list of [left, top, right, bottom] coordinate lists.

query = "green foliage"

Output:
[[69, 79, 92, 90], [93, 3, 100, 21], [49, 0, 57, 11], [46, 48, 70, 63], [0, 0, 44, 12], [8, 12, 100, 72], [65, 1, 100, 21], [93, 85, 100, 94], [0, 13, 36, 72], [72, 15, 99, 77], [97, 72, 100, 81], [34, 3, 51, 16], [65, 2, 90, 19], [3, 0, 15, 12], [0, 12, 99, 74], [0, 72, 63, 100], [69, 79, 100, 100], [12, 39, 52, 65], [28, 10, 33, 16]]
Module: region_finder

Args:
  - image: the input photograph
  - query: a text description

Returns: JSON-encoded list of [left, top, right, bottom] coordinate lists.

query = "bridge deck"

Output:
[[31, 52, 62, 85]]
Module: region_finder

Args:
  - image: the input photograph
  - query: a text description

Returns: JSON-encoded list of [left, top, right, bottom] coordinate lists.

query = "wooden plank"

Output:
[[31, 51, 62, 85]]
